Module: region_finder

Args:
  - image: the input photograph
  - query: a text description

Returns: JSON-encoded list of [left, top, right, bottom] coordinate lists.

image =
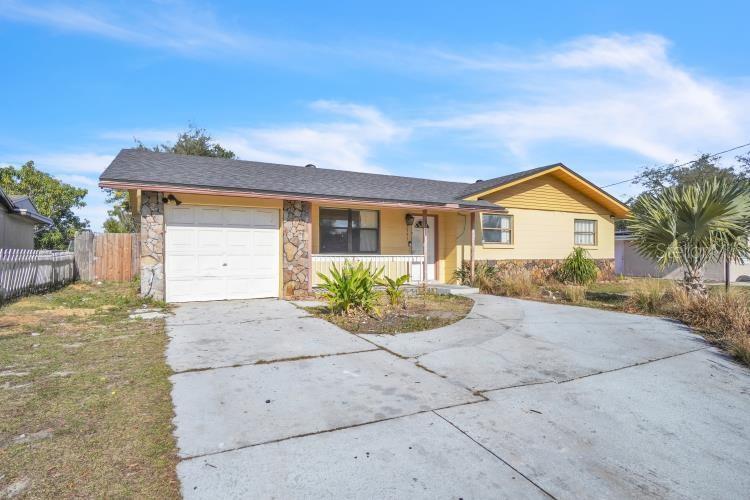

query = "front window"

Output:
[[574, 219, 597, 245], [482, 214, 512, 244], [320, 208, 379, 254]]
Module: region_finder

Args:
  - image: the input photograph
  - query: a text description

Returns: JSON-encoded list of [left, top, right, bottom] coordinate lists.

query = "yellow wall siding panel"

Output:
[[438, 213, 458, 282], [481, 173, 611, 215], [458, 208, 615, 261]]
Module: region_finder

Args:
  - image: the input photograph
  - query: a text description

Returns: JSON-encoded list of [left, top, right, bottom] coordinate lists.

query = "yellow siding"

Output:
[[481, 173, 611, 215], [456, 208, 615, 265], [439, 212, 459, 282]]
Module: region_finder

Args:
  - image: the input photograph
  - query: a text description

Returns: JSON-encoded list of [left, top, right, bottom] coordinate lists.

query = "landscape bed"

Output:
[[0, 282, 178, 499], [307, 292, 474, 334]]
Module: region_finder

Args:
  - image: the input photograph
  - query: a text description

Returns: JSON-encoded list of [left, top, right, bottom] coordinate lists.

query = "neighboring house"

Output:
[[0, 187, 53, 249], [99, 149, 630, 302], [615, 231, 750, 282]]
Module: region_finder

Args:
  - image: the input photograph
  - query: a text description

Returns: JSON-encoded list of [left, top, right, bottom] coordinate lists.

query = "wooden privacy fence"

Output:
[[0, 248, 75, 303], [74, 232, 140, 282]]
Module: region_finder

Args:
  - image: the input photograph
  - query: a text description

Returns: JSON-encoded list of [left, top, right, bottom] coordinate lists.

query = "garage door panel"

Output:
[[165, 204, 279, 302], [226, 276, 276, 299], [197, 255, 225, 275], [225, 229, 253, 254], [169, 277, 225, 302], [253, 209, 279, 227], [196, 228, 225, 252], [253, 230, 277, 255], [196, 207, 224, 225], [166, 227, 196, 252], [224, 207, 252, 226], [166, 254, 198, 276], [225, 255, 252, 274], [168, 206, 196, 225]]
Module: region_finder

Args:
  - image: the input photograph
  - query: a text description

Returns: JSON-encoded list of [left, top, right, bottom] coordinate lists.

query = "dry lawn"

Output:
[[0, 282, 178, 499]]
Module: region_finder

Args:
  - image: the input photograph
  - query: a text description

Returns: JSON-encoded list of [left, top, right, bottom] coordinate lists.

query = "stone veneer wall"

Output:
[[140, 191, 165, 300], [477, 258, 616, 282], [282, 200, 312, 298]]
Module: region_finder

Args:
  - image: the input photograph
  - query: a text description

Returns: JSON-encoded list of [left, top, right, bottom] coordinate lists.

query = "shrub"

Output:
[[556, 247, 599, 285], [495, 268, 536, 297], [317, 262, 383, 314], [625, 278, 667, 314], [380, 274, 410, 307], [453, 261, 499, 293]]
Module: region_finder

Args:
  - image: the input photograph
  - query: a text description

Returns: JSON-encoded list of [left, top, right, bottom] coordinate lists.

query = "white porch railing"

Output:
[[311, 254, 425, 285]]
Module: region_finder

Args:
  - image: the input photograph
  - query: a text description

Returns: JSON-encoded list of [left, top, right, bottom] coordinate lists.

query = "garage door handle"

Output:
[[222, 263, 228, 267]]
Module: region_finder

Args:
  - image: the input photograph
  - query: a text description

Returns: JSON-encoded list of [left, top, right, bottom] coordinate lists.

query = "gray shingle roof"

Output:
[[0, 189, 53, 225], [100, 149, 507, 211]]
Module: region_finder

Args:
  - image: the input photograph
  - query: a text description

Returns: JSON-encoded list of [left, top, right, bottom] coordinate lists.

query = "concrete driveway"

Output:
[[166, 295, 750, 499]]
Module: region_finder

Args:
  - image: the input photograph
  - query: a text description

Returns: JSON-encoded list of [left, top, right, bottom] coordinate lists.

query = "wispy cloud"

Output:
[[0, 0, 271, 57], [423, 34, 750, 163], [216, 101, 409, 173]]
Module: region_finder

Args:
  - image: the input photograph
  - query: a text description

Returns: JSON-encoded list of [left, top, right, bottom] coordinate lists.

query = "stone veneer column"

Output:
[[282, 200, 312, 298], [140, 191, 165, 300]]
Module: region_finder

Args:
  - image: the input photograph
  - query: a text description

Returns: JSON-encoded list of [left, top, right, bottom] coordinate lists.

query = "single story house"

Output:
[[0, 187, 53, 249], [99, 149, 629, 302], [615, 231, 750, 282]]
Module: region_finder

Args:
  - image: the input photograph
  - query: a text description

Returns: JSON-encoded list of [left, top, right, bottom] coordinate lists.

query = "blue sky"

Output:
[[1, 0, 749, 230]]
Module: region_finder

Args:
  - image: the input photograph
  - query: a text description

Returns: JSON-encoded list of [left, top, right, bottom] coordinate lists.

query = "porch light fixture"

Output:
[[162, 194, 182, 206], [405, 214, 415, 226]]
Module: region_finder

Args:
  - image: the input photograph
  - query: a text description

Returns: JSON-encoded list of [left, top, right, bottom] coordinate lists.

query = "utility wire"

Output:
[[601, 141, 750, 188]]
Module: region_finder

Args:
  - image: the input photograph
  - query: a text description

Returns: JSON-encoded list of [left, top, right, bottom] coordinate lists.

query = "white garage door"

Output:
[[164, 205, 280, 302]]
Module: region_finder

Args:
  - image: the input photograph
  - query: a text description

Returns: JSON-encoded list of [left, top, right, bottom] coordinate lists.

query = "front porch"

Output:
[[311, 254, 426, 285]]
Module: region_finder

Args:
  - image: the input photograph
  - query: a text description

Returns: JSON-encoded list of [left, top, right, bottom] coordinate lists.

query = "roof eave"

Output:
[[99, 179, 507, 213], [13, 209, 53, 226]]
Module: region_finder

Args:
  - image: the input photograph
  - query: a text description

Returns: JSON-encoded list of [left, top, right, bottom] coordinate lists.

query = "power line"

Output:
[[601, 141, 750, 189]]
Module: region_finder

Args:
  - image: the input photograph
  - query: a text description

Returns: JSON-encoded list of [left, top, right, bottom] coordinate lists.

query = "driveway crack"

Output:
[[432, 410, 557, 499]]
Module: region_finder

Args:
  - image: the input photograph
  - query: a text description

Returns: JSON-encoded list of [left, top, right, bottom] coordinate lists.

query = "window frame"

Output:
[[481, 214, 514, 245], [574, 218, 598, 246], [319, 208, 381, 254]]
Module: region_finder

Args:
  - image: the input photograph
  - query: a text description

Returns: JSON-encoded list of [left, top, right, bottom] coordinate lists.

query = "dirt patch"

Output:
[[310, 293, 474, 334]]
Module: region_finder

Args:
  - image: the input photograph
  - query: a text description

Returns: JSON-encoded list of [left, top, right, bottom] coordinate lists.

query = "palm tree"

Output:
[[629, 178, 750, 297]]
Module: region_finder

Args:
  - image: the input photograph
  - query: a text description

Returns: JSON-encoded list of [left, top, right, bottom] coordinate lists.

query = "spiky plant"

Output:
[[629, 178, 750, 297], [317, 262, 383, 314], [556, 247, 599, 285], [379, 274, 410, 307]]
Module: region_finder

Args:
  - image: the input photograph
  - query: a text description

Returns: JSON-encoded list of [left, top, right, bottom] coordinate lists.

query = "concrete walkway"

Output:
[[166, 295, 750, 499]]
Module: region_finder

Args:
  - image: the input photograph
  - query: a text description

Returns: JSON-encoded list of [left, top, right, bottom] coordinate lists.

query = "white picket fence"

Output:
[[0, 248, 76, 303]]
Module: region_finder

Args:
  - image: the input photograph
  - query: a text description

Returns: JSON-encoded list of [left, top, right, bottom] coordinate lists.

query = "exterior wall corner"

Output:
[[282, 200, 312, 298], [140, 191, 165, 300]]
